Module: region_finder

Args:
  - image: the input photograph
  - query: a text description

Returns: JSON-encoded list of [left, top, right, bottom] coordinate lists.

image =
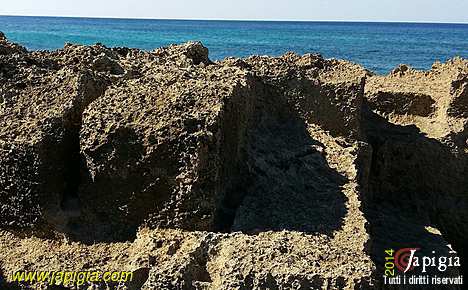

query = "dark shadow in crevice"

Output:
[[0, 268, 22, 290], [214, 84, 348, 236], [41, 79, 142, 245], [212, 84, 257, 232], [361, 102, 467, 281], [60, 127, 83, 222], [59, 127, 149, 245], [39, 124, 140, 245]]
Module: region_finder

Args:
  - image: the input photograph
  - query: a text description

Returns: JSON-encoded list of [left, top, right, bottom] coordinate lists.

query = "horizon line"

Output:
[[1, 13, 468, 25]]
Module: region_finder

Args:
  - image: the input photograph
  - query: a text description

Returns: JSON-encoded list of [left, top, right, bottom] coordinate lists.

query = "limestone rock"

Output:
[[0, 32, 465, 289], [364, 57, 468, 280], [0, 45, 108, 229]]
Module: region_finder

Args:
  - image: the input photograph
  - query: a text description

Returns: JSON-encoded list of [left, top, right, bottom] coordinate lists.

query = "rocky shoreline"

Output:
[[0, 32, 467, 289]]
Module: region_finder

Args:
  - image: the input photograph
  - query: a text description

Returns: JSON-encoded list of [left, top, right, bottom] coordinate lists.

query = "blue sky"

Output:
[[1, 0, 467, 23]]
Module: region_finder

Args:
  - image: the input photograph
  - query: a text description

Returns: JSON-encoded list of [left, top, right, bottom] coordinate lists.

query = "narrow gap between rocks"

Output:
[[60, 127, 83, 220]]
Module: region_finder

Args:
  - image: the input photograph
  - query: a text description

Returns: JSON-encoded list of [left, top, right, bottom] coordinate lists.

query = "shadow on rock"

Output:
[[0, 268, 23, 290], [216, 85, 348, 235], [362, 102, 467, 282]]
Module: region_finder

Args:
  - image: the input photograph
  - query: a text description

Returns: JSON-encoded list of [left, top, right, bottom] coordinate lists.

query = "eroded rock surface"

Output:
[[366, 58, 468, 149], [364, 60, 468, 281], [0, 42, 109, 229], [0, 33, 466, 289]]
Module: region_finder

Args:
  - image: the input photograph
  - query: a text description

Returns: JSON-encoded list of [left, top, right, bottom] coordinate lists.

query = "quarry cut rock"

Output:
[[0, 33, 466, 289]]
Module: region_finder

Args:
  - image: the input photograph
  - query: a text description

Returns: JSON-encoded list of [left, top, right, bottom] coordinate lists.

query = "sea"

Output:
[[0, 15, 467, 74]]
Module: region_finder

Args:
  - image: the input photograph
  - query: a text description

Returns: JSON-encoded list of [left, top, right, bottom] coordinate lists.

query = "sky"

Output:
[[1, 0, 467, 23]]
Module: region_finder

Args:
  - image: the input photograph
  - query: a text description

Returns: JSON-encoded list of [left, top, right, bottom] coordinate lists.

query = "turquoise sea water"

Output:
[[0, 16, 467, 74]]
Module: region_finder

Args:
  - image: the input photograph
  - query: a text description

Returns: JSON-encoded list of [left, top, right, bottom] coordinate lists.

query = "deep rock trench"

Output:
[[362, 103, 468, 279], [214, 84, 347, 235], [59, 127, 83, 227]]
